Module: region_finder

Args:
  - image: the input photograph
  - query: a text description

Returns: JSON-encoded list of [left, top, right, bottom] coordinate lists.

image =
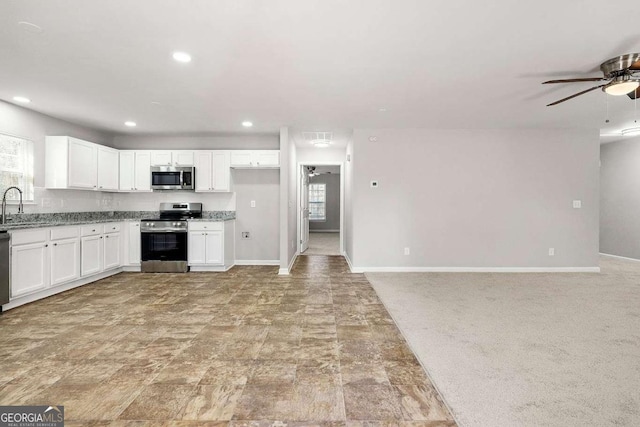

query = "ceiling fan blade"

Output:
[[542, 77, 605, 84], [546, 84, 606, 106], [628, 87, 640, 100], [630, 60, 640, 70]]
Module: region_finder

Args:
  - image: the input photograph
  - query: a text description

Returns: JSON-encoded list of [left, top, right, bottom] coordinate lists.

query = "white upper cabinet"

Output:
[[194, 150, 231, 192], [97, 146, 119, 191], [46, 136, 118, 191], [150, 150, 194, 166], [230, 150, 280, 168], [119, 151, 151, 192]]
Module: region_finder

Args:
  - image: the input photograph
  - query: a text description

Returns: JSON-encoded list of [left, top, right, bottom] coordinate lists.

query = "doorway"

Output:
[[298, 162, 344, 256]]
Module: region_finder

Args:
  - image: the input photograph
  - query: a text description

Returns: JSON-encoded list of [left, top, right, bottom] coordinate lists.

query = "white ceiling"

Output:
[[1, 0, 640, 142]]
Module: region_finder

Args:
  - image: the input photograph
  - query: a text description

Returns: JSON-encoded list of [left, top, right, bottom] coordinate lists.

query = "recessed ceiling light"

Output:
[[242, 121, 253, 128], [124, 121, 137, 127], [379, 108, 387, 112], [150, 101, 162, 106], [18, 21, 42, 33], [13, 96, 31, 103], [172, 52, 192, 63], [311, 139, 332, 148]]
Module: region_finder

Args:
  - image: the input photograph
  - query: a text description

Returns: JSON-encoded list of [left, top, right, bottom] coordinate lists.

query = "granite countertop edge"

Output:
[[0, 210, 236, 232]]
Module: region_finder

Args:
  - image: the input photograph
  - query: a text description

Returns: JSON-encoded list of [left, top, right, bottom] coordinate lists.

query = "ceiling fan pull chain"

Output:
[[605, 92, 610, 124]]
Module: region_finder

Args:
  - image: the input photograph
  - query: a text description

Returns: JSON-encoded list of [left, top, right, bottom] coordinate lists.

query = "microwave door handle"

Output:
[[180, 170, 184, 187]]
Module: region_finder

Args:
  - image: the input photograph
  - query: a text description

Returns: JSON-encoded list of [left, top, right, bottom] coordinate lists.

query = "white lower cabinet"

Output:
[[7, 223, 127, 308], [188, 221, 234, 270], [103, 231, 121, 270], [11, 240, 48, 298], [81, 223, 122, 276], [10, 226, 82, 298], [81, 234, 103, 276], [126, 222, 141, 266]]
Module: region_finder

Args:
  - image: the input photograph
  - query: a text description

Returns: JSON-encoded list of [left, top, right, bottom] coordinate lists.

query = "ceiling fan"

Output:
[[543, 53, 640, 106]]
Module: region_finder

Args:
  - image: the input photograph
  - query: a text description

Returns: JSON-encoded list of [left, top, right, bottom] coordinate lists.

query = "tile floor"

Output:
[[0, 255, 455, 426]]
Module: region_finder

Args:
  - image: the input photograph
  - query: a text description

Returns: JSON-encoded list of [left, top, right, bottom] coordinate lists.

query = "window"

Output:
[[0, 133, 34, 202], [309, 183, 326, 221]]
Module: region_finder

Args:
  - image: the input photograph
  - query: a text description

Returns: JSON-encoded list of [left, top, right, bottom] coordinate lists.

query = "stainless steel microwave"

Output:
[[151, 166, 195, 190]]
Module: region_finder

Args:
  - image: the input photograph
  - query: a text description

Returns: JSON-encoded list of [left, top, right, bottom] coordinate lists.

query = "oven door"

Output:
[[141, 231, 188, 262]]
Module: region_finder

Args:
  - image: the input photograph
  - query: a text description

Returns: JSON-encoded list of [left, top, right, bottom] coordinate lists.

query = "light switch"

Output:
[[251, 200, 256, 208], [572, 200, 582, 209]]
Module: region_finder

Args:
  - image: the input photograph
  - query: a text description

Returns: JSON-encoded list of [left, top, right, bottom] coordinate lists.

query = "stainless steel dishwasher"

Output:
[[0, 231, 9, 310]]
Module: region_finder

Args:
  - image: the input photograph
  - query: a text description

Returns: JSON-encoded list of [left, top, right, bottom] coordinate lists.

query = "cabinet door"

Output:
[[119, 151, 135, 191], [81, 235, 103, 277], [194, 151, 213, 191], [68, 137, 98, 189], [205, 231, 223, 265], [127, 222, 141, 265], [188, 231, 207, 265], [230, 151, 253, 167], [255, 150, 280, 166], [50, 238, 80, 286], [134, 151, 151, 191], [97, 146, 119, 191], [103, 232, 121, 270], [213, 151, 231, 191], [151, 151, 172, 166], [11, 242, 48, 297], [173, 151, 194, 166]]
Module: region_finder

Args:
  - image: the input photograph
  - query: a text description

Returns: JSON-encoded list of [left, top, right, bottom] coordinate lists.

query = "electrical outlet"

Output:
[[404, 247, 410, 255], [572, 200, 582, 209], [251, 200, 256, 208], [242, 232, 251, 239], [548, 248, 555, 256]]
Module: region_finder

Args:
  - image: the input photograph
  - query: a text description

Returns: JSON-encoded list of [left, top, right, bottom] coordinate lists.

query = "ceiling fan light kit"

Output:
[[604, 78, 639, 96], [543, 53, 640, 106], [621, 127, 640, 136]]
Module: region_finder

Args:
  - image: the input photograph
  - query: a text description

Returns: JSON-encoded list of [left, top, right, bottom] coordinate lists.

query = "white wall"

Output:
[[0, 100, 116, 213], [600, 137, 640, 258], [233, 169, 280, 263], [297, 147, 346, 164], [345, 138, 354, 262], [279, 127, 297, 272], [350, 128, 600, 270]]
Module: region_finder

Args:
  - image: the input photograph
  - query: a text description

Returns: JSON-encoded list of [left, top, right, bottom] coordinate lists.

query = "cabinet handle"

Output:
[[92, 229, 96, 232], [100, 186, 103, 189], [53, 243, 57, 246], [45, 244, 48, 247], [100, 236, 103, 239], [202, 232, 205, 235]]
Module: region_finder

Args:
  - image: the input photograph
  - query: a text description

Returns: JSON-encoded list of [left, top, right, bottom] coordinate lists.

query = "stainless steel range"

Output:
[[140, 202, 202, 273]]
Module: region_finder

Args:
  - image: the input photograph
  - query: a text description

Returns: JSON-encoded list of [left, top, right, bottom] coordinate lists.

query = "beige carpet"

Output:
[[302, 232, 341, 255], [367, 256, 640, 427]]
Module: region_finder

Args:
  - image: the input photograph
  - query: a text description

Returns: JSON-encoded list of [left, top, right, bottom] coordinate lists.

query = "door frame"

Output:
[[297, 161, 345, 255]]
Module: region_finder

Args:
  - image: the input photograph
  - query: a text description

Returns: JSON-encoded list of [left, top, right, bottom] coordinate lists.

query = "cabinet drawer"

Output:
[[103, 223, 121, 233], [10, 229, 48, 245], [81, 224, 103, 236], [188, 222, 223, 232], [50, 226, 80, 241]]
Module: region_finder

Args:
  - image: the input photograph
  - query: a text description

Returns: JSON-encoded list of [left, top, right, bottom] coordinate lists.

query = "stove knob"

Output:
[[150, 223, 155, 227]]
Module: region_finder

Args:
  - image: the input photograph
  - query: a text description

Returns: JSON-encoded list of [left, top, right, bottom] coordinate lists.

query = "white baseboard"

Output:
[[189, 264, 234, 272], [234, 260, 280, 266], [309, 230, 340, 233], [122, 265, 141, 272], [278, 252, 298, 275], [600, 252, 640, 262], [344, 252, 357, 273], [357, 266, 600, 273]]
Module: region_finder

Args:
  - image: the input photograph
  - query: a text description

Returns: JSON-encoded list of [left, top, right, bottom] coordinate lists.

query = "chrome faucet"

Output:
[[1, 186, 24, 225]]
